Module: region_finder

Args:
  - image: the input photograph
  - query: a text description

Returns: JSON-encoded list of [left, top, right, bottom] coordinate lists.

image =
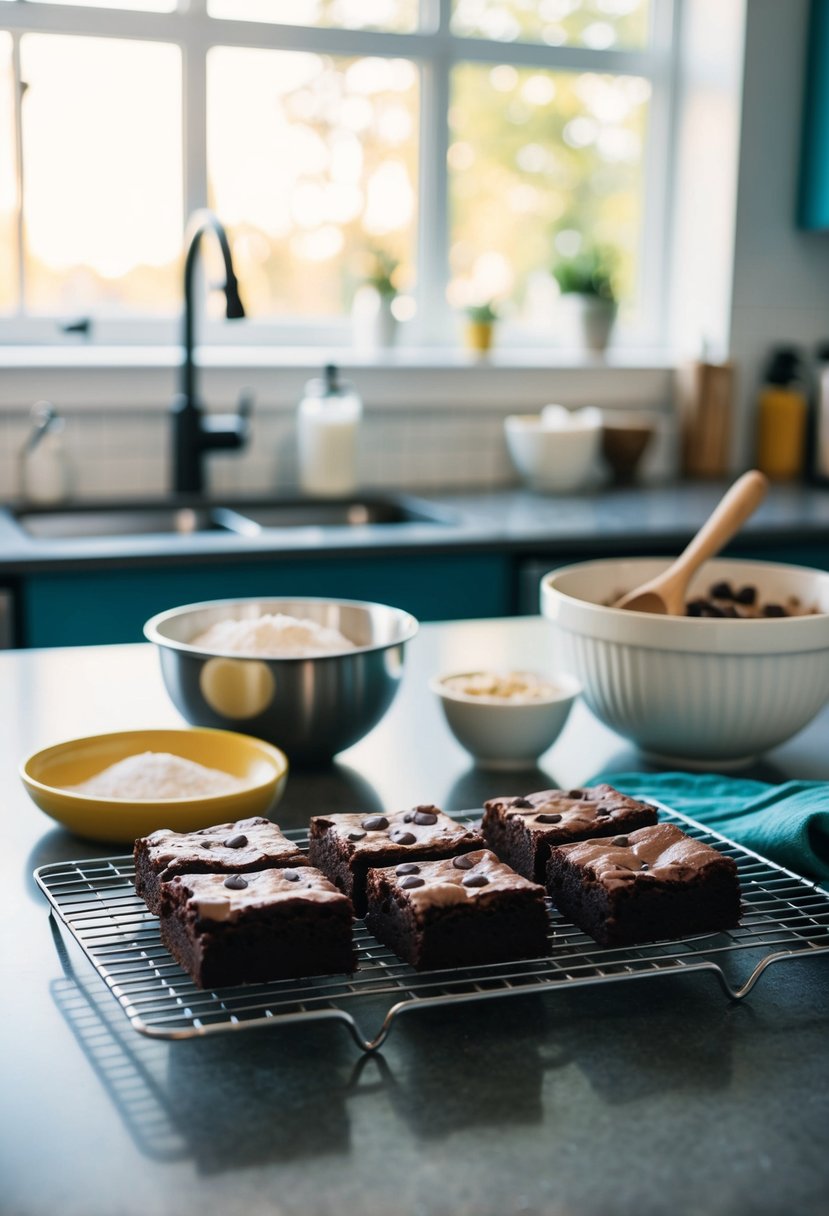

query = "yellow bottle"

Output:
[[756, 348, 807, 480]]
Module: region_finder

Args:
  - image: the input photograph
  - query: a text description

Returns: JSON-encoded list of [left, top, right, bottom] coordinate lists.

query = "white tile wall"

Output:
[[1, 405, 518, 501]]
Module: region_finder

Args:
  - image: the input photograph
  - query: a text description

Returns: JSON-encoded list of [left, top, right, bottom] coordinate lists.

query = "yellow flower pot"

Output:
[[465, 320, 494, 353]]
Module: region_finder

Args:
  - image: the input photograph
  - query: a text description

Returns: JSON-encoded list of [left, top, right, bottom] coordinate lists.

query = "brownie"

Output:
[[482, 784, 658, 882], [309, 805, 483, 915], [159, 866, 356, 988], [365, 850, 550, 971], [545, 822, 741, 947], [134, 816, 308, 915]]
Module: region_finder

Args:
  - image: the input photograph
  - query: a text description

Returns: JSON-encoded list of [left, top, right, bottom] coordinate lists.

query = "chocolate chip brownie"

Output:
[[134, 817, 308, 915], [308, 806, 483, 915], [365, 850, 550, 970], [159, 866, 356, 988], [482, 785, 658, 882], [545, 822, 741, 947]]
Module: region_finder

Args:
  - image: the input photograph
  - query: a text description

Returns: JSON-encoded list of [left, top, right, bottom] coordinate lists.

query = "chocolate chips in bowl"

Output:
[[685, 581, 816, 619]]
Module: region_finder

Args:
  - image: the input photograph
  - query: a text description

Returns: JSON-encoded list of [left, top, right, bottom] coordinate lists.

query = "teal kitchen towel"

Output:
[[591, 771, 829, 886]]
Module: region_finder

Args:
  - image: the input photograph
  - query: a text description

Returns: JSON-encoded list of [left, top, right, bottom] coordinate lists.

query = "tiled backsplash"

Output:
[[0, 402, 675, 502]]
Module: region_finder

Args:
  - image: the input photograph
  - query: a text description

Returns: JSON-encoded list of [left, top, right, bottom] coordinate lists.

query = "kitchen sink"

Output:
[[14, 505, 229, 540], [11, 495, 455, 541], [216, 495, 455, 534]]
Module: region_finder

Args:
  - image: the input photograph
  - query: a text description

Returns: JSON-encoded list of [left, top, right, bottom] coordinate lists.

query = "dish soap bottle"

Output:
[[756, 347, 808, 480], [19, 402, 71, 503], [297, 364, 362, 497]]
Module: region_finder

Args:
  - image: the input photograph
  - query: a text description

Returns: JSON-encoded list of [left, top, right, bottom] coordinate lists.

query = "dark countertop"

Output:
[[2, 480, 829, 574], [4, 617, 829, 1216]]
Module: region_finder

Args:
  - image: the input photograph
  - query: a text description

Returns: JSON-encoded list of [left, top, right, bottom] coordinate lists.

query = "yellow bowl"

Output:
[[20, 728, 289, 844]]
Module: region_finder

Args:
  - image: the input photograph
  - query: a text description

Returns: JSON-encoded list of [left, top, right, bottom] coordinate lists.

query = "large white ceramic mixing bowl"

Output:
[[541, 557, 829, 766]]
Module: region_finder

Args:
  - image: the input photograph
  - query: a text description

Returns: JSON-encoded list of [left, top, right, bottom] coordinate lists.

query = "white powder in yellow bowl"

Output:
[[68, 752, 243, 799], [190, 612, 356, 658]]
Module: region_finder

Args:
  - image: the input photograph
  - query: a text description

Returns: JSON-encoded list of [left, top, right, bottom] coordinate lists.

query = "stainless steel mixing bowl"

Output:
[[144, 597, 419, 765]]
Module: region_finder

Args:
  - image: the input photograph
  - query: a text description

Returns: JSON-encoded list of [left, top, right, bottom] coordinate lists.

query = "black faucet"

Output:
[[170, 210, 251, 495]]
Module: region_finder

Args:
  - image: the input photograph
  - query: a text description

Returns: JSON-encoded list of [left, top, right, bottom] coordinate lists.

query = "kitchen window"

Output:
[[0, 0, 677, 350]]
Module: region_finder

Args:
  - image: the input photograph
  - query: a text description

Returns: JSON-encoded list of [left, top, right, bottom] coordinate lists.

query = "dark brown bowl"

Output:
[[601, 424, 655, 485]]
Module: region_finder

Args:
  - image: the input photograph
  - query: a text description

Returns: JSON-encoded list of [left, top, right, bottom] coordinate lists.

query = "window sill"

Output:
[[0, 345, 677, 412]]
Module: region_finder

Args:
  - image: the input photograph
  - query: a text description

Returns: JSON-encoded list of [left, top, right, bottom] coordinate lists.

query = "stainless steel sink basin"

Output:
[[217, 495, 455, 534], [15, 506, 229, 540], [12, 495, 455, 541]]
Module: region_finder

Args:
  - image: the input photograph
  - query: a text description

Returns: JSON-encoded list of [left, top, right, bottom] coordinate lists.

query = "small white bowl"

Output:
[[504, 411, 601, 493], [430, 671, 581, 770], [541, 557, 829, 767]]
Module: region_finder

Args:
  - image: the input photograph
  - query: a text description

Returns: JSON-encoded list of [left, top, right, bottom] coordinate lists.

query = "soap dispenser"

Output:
[[19, 402, 71, 504], [296, 364, 362, 497]]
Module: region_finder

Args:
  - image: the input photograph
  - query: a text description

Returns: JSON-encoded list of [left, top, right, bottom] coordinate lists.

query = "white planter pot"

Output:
[[564, 294, 617, 353], [351, 286, 398, 352]]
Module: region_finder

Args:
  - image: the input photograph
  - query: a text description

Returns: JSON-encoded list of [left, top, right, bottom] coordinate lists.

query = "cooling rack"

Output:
[[35, 807, 829, 1052]]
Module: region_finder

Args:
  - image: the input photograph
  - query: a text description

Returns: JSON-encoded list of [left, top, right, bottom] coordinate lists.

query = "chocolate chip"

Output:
[[512, 797, 534, 809], [595, 807, 611, 817], [199, 840, 213, 849], [403, 813, 413, 822], [452, 855, 475, 870], [396, 862, 420, 875], [763, 603, 786, 617], [462, 873, 489, 888], [686, 599, 706, 617], [413, 809, 438, 825], [223, 834, 248, 849], [223, 875, 248, 889], [734, 585, 757, 606], [283, 869, 301, 882], [361, 815, 389, 832], [640, 863, 649, 871], [392, 831, 416, 845], [567, 789, 584, 799], [536, 813, 562, 824], [399, 875, 425, 889], [348, 830, 367, 842], [611, 836, 629, 847], [710, 580, 734, 600]]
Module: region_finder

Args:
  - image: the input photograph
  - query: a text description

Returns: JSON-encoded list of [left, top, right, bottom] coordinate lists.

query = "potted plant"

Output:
[[552, 246, 618, 353], [351, 249, 399, 351], [464, 301, 498, 354]]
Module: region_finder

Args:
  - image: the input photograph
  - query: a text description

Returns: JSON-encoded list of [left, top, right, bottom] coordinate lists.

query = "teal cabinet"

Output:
[[21, 552, 513, 647]]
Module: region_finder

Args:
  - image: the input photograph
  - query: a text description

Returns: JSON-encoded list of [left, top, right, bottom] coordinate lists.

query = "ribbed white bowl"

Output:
[[541, 557, 829, 766]]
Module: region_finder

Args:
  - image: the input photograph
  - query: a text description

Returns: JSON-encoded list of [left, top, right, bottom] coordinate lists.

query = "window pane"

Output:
[[0, 32, 18, 314], [207, 47, 418, 318], [20, 35, 182, 316], [208, 0, 418, 33], [452, 0, 650, 48], [449, 64, 650, 324]]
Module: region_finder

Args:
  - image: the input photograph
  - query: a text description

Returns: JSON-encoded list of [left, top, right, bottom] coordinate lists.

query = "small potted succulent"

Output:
[[352, 249, 400, 350], [552, 246, 618, 353], [464, 300, 498, 354]]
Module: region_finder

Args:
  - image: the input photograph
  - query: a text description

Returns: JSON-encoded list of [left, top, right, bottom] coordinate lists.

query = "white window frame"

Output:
[[0, 0, 679, 351]]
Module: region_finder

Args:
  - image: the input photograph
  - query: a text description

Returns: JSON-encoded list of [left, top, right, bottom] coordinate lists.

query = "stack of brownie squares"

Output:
[[133, 816, 356, 988], [482, 785, 741, 947], [309, 805, 551, 970]]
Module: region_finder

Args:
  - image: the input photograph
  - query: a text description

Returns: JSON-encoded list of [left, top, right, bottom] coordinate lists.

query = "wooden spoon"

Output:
[[613, 470, 769, 614]]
